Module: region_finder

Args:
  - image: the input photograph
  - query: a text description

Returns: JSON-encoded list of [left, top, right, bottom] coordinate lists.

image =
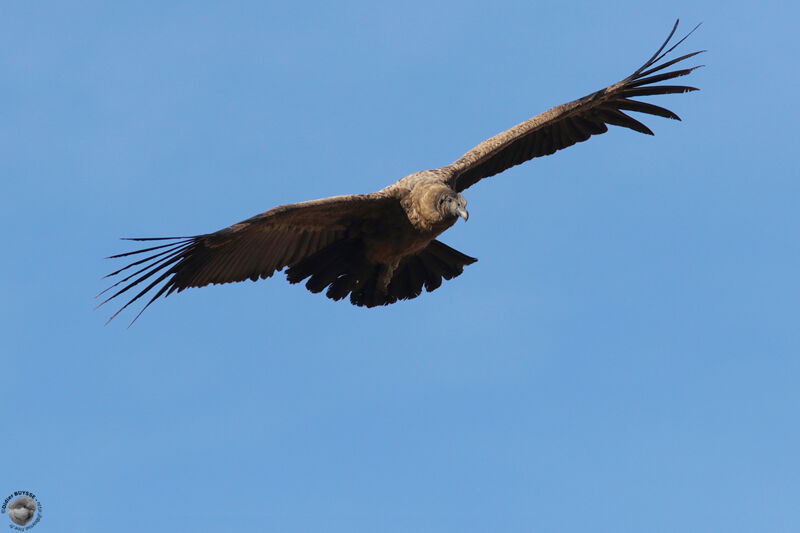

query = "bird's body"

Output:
[[99, 21, 703, 325]]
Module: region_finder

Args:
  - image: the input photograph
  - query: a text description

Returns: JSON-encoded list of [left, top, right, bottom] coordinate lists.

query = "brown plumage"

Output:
[[98, 21, 702, 325]]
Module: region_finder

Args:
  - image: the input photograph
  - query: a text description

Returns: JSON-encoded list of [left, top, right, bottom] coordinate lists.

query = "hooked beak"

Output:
[[456, 206, 469, 221]]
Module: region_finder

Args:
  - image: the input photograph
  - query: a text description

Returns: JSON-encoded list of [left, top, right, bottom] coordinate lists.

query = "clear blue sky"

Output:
[[2, 1, 798, 532]]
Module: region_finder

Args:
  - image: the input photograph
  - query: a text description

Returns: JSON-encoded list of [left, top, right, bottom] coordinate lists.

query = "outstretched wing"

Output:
[[97, 193, 398, 325], [447, 20, 703, 193]]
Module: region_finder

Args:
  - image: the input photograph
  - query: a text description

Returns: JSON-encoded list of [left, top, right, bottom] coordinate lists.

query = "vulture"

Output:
[[99, 21, 702, 325]]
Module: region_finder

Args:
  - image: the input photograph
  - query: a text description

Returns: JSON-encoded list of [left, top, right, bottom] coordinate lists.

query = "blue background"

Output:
[[3, 1, 798, 531]]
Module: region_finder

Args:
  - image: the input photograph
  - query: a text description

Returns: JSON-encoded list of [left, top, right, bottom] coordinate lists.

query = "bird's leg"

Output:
[[376, 263, 396, 295]]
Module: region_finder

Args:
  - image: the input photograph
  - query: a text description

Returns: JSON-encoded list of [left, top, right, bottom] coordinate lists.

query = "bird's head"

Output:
[[436, 191, 469, 222]]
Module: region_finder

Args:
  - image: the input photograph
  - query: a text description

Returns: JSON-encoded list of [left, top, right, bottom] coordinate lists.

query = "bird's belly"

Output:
[[363, 219, 455, 265]]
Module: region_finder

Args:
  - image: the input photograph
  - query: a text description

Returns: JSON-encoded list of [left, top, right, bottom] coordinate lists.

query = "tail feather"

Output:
[[424, 240, 478, 278], [417, 253, 444, 292], [326, 272, 357, 301], [388, 240, 477, 302], [388, 262, 410, 300], [403, 256, 426, 300], [286, 239, 365, 301], [350, 264, 384, 308], [286, 238, 476, 308]]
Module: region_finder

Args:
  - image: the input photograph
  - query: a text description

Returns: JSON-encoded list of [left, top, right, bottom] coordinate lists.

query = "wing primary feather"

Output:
[[595, 108, 654, 135], [112, 267, 182, 328], [122, 236, 194, 241], [102, 242, 188, 279], [633, 19, 681, 77], [649, 22, 703, 68], [634, 55, 705, 82], [616, 99, 680, 120], [632, 20, 702, 77], [125, 285, 172, 328], [96, 244, 188, 298], [628, 65, 703, 88], [106, 238, 193, 259], [101, 261, 181, 324], [95, 243, 193, 306], [621, 85, 698, 98]]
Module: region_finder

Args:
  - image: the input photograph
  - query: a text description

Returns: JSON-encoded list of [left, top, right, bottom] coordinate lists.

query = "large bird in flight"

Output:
[[99, 21, 702, 325]]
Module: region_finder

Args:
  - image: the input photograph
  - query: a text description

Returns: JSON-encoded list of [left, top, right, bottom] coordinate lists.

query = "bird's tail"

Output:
[[286, 239, 476, 307], [384, 240, 477, 305]]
